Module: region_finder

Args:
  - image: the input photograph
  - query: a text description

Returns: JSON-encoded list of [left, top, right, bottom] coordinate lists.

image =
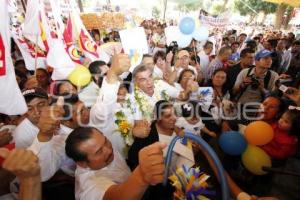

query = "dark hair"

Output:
[[203, 41, 213, 49], [103, 37, 109, 43], [231, 41, 240, 46], [293, 40, 300, 46], [181, 100, 202, 118], [253, 36, 260, 41], [207, 68, 228, 94], [212, 68, 227, 76], [154, 100, 173, 120], [239, 33, 247, 37], [156, 24, 163, 29], [142, 54, 153, 60], [88, 60, 107, 74], [222, 37, 229, 42], [268, 39, 278, 49], [55, 80, 77, 95], [15, 69, 27, 90], [285, 110, 300, 137], [153, 51, 166, 64], [246, 41, 257, 51], [65, 127, 98, 162], [225, 120, 239, 131], [190, 55, 200, 64], [177, 69, 195, 84], [119, 83, 128, 92], [264, 95, 287, 120], [14, 59, 26, 68], [36, 68, 49, 76], [218, 46, 231, 56], [88, 60, 107, 87], [240, 48, 255, 58]]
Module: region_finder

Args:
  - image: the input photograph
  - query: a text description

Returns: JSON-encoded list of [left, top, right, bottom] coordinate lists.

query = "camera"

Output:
[[250, 75, 260, 90], [167, 41, 178, 55]]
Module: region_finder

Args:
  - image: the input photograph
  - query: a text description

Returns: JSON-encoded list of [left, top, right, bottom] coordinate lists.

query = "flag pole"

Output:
[[34, 34, 38, 76]]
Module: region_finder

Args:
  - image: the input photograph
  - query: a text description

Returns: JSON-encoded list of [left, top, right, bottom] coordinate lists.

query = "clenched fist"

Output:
[[132, 120, 151, 138], [138, 142, 167, 185], [0, 148, 40, 181], [37, 97, 64, 142], [110, 54, 131, 76]]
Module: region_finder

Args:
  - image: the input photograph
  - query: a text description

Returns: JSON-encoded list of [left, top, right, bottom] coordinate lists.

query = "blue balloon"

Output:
[[219, 131, 247, 156], [179, 17, 195, 35]]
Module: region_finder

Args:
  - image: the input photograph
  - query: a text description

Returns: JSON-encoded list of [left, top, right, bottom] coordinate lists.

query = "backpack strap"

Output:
[[263, 70, 271, 89], [235, 67, 254, 101]]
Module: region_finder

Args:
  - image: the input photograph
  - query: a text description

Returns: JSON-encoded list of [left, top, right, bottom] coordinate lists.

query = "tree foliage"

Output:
[[152, 6, 161, 19], [234, 0, 277, 16], [174, 0, 203, 12]]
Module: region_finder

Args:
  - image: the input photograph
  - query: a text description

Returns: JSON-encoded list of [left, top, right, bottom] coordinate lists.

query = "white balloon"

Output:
[[193, 26, 209, 41], [177, 33, 192, 48], [164, 26, 181, 46]]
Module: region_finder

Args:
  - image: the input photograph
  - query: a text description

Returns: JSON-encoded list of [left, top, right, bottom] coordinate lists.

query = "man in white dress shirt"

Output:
[[65, 126, 166, 200], [130, 64, 199, 138], [28, 54, 132, 181]]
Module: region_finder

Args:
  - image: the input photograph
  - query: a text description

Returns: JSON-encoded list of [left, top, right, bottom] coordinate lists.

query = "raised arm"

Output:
[[103, 142, 166, 200]]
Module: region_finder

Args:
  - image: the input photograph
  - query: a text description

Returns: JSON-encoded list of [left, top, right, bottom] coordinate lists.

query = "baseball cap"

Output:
[[22, 87, 48, 103], [255, 49, 272, 61], [177, 50, 190, 59]]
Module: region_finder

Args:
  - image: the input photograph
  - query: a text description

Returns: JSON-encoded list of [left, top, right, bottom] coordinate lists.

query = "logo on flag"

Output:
[[0, 34, 6, 76], [79, 29, 98, 58]]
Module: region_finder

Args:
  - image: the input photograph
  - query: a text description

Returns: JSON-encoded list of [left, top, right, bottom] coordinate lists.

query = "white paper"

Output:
[[119, 27, 148, 72]]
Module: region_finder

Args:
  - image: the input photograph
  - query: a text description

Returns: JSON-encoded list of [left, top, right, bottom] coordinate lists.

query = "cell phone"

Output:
[[279, 84, 288, 93], [279, 84, 294, 94]]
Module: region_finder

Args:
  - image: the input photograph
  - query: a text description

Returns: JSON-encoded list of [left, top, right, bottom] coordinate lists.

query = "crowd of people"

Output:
[[1, 18, 300, 200]]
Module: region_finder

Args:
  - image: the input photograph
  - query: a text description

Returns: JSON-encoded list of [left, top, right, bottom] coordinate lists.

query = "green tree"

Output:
[[234, 0, 277, 16], [173, 0, 203, 12], [152, 6, 161, 19], [274, 4, 293, 29], [211, 4, 224, 15], [221, 0, 230, 12]]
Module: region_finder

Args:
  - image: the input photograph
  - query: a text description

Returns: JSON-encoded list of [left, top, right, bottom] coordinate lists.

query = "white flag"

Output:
[[47, 39, 76, 80], [23, 0, 52, 51], [48, 0, 65, 40], [12, 33, 47, 71], [0, 2, 27, 115]]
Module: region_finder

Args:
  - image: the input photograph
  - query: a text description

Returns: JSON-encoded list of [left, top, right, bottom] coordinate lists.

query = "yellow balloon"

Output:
[[242, 145, 271, 175], [68, 65, 91, 87]]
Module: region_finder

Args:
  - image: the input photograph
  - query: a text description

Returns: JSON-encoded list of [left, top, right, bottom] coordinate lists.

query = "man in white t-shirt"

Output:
[[65, 127, 166, 200]]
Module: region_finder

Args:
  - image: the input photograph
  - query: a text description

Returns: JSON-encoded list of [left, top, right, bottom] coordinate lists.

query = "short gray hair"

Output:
[[132, 64, 150, 80]]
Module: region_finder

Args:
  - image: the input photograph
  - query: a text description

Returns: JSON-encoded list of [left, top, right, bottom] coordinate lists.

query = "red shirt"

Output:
[[262, 123, 298, 159]]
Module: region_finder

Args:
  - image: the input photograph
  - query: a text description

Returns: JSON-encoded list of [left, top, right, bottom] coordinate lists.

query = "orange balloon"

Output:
[[245, 121, 274, 146]]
